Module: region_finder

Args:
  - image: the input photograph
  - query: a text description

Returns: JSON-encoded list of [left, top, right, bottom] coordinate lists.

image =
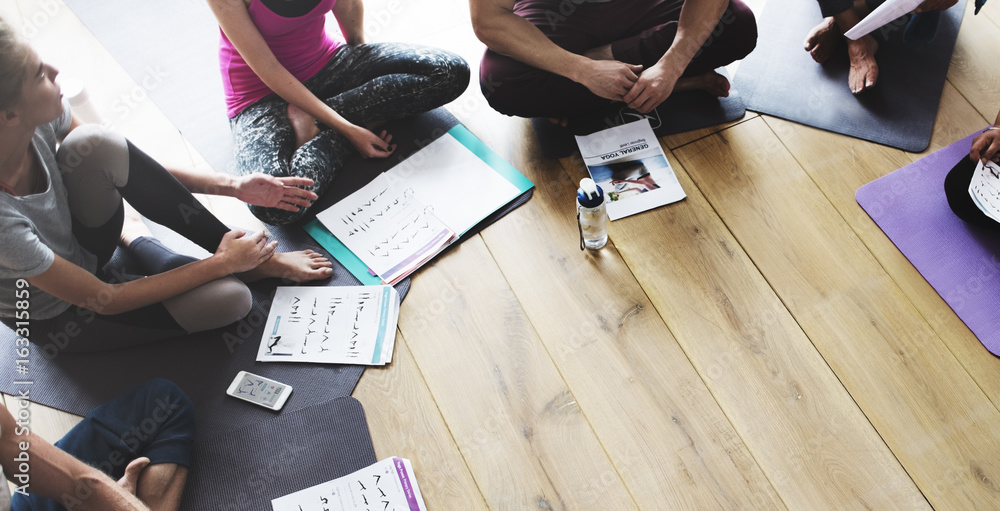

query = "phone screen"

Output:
[[232, 373, 286, 408]]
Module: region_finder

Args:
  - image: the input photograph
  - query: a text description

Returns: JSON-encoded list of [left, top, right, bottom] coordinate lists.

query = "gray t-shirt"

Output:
[[0, 424, 11, 511], [0, 101, 98, 319]]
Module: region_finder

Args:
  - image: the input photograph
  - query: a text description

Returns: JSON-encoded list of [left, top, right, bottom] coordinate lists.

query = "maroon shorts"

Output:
[[480, 0, 757, 118]]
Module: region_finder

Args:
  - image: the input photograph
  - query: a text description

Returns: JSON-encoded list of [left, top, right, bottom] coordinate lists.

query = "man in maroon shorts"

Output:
[[472, 0, 758, 121]]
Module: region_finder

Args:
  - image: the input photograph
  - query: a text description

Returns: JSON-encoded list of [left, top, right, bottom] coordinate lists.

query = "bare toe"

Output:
[[804, 17, 842, 64], [847, 35, 879, 94]]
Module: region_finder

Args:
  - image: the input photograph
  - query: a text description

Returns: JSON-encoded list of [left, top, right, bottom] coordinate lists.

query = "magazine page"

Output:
[[575, 120, 686, 220], [315, 173, 456, 284], [385, 132, 522, 235], [969, 159, 1000, 223], [843, 0, 923, 40], [272, 457, 428, 511], [256, 286, 399, 365]]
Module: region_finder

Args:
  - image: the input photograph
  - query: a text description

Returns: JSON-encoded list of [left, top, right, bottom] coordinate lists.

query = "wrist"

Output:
[[222, 173, 242, 198], [564, 54, 593, 85], [656, 50, 686, 78], [206, 252, 235, 277]]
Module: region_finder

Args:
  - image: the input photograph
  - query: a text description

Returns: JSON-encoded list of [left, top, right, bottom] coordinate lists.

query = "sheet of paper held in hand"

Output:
[[315, 134, 522, 284], [575, 119, 686, 221], [969, 159, 1000, 223], [271, 457, 428, 511], [843, 0, 923, 40], [256, 286, 399, 365]]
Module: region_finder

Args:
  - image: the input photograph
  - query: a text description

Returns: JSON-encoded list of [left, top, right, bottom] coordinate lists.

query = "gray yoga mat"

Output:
[[733, 0, 966, 152], [181, 396, 377, 511]]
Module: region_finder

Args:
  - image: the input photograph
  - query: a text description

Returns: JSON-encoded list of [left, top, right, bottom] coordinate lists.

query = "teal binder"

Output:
[[305, 125, 533, 285]]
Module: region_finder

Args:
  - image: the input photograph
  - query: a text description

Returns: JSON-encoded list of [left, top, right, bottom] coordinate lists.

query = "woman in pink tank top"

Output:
[[209, 0, 470, 225]]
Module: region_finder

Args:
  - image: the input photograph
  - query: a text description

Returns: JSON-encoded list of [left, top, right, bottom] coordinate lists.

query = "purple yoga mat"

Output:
[[856, 130, 1000, 356]]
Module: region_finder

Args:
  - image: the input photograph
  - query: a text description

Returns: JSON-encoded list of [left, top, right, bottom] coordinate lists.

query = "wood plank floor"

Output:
[[7, 0, 1000, 508]]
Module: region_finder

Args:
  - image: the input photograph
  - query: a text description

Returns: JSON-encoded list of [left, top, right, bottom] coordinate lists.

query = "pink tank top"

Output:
[[219, 0, 342, 117]]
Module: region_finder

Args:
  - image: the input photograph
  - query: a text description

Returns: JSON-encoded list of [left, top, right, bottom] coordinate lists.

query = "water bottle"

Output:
[[577, 178, 608, 250], [60, 77, 103, 125]]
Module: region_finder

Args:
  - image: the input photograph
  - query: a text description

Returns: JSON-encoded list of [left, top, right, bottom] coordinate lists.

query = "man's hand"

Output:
[[971, 127, 1000, 163], [623, 63, 681, 114], [578, 60, 643, 102], [914, 0, 959, 12], [235, 174, 318, 212]]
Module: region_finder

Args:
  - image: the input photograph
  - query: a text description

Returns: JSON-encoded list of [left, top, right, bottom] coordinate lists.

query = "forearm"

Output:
[[334, 0, 365, 45], [30, 255, 232, 317], [472, 4, 589, 83], [254, 61, 358, 135], [656, 0, 729, 74], [93, 257, 233, 315], [166, 167, 239, 198], [1, 430, 149, 511]]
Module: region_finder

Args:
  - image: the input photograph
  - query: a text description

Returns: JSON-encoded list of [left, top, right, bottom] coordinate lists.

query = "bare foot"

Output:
[[804, 17, 842, 63], [847, 34, 879, 94], [674, 71, 731, 97], [547, 117, 569, 127], [120, 202, 153, 247], [239, 249, 333, 283], [287, 104, 320, 149]]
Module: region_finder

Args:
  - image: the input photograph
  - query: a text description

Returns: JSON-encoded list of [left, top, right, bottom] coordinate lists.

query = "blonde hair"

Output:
[[0, 18, 31, 112]]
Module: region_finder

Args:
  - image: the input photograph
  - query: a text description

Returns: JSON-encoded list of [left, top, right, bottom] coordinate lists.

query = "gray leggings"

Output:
[[30, 126, 252, 354], [231, 42, 470, 225]]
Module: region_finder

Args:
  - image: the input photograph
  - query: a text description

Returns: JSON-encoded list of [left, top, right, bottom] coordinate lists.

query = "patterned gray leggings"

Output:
[[230, 42, 470, 225]]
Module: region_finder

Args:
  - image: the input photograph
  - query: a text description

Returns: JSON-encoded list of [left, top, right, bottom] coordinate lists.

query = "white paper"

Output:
[[315, 173, 456, 284], [256, 286, 399, 365], [272, 457, 427, 511], [384, 134, 522, 235], [575, 120, 686, 221], [844, 0, 923, 40], [969, 159, 1000, 223]]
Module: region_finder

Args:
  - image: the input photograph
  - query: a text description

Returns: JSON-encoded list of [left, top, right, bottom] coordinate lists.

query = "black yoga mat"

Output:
[[532, 69, 747, 158], [733, 0, 966, 152], [180, 396, 377, 511]]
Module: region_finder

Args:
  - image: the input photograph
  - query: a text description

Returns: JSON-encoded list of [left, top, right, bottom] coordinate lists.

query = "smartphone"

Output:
[[226, 371, 292, 411]]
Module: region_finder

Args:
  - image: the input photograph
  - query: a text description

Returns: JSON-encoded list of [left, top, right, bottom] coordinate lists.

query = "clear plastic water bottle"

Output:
[[577, 178, 608, 250], [60, 77, 103, 125]]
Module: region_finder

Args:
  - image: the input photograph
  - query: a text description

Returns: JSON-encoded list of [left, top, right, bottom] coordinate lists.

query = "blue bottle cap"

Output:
[[577, 178, 604, 208]]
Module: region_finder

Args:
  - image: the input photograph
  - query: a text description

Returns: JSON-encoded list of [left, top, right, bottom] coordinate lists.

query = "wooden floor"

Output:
[[6, 0, 1000, 508]]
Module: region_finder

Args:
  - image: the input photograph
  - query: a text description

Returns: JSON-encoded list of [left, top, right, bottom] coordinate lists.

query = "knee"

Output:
[[249, 203, 306, 226], [435, 51, 471, 99], [139, 379, 196, 436], [944, 156, 978, 219], [479, 51, 535, 117], [716, 0, 758, 61], [57, 124, 130, 185], [165, 276, 252, 333]]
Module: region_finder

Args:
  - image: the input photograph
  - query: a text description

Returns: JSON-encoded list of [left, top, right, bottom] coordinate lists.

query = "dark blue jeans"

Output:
[[11, 379, 195, 511], [231, 42, 470, 226]]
